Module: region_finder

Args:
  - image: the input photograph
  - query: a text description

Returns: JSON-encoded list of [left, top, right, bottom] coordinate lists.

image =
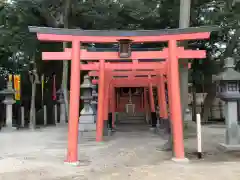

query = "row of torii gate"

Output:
[[29, 26, 217, 164]]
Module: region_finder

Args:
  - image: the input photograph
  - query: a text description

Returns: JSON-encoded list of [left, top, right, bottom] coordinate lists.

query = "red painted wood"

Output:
[[42, 51, 71, 60], [66, 40, 80, 163], [168, 39, 185, 159], [80, 63, 166, 71], [89, 70, 165, 77], [111, 85, 116, 127], [148, 75, 155, 112], [96, 60, 105, 142], [37, 32, 210, 43], [42, 47, 206, 60], [144, 88, 149, 114], [92, 78, 159, 87], [158, 75, 168, 119], [104, 80, 110, 120]]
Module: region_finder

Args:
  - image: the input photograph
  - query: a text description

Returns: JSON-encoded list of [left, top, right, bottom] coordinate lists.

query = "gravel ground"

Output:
[[0, 123, 240, 180]]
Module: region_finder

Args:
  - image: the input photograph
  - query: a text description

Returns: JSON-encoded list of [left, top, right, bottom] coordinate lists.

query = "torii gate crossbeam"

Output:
[[42, 47, 206, 60]]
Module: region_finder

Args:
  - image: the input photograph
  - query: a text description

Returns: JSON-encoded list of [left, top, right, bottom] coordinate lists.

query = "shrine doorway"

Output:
[[116, 87, 146, 125]]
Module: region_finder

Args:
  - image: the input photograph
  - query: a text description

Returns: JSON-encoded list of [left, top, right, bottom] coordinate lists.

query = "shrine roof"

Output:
[[29, 26, 219, 37]]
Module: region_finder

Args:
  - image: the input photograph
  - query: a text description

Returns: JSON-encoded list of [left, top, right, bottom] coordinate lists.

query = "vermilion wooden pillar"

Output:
[[65, 40, 81, 164], [143, 88, 149, 122], [96, 60, 105, 142], [158, 75, 168, 119], [168, 39, 185, 160], [103, 79, 110, 134], [111, 85, 116, 128], [148, 80, 155, 112], [104, 80, 109, 121], [148, 76, 156, 128]]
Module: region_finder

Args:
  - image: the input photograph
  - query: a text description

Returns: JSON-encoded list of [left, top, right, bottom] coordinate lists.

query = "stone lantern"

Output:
[[79, 75, 96, 135], [0, 76, 16, 130], [214, 57, 240, 150]]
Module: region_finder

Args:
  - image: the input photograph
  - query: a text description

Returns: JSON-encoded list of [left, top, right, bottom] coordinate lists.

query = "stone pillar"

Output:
[[225, 101, 239, 145], [79, 75, 96, 140], [0, 80, 16, 130]]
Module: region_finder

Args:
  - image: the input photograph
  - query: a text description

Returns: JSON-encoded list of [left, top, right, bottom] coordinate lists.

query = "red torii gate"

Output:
[[92, 75, 162, 129], [91, 73, 167, 128], [89, 60, 191, 130], [29, 26, 216, 164]]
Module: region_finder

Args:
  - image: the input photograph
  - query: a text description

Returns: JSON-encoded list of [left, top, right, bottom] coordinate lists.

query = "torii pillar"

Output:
[[144, 88, 150, 123], [65, 40, 81, 164], [96, 59, 105, 142], [148, 75, 157, 129], [103, 77, 111, 135], [110, 83, 115, 129], [168, 39, 186, 161], [157, 75, 169, 132]]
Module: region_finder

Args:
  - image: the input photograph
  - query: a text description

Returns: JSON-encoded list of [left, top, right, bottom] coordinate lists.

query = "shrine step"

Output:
[[117, 112, 146, 124]]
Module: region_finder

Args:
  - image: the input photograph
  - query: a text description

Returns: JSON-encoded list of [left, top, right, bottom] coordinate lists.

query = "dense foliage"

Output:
[[0, 0, 240, 84]]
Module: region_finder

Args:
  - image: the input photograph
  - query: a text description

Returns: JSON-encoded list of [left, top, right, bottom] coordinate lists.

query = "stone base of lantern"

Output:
[[79, 115, 96, 131], [218, 143, 240, 151], [3, 104, 16, 131], [59, 103, 66, 124], [78, 115, 96, 141]]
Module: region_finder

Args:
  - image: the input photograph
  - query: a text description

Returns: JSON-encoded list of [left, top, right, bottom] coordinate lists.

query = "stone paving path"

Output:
[[0, 124, 240, 179]]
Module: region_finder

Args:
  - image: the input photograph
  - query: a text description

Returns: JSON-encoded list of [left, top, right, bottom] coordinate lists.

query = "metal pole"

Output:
[[196, 113, 203, 159]]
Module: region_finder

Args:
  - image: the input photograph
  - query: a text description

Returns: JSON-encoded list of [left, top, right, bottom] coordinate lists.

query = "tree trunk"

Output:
[[62, 43, 69, 120], [179, 0, 191, 120], [61, 0, 71, 119], [222, 28, 240, 61], [201, 28, 240, 123], [202, 82, 216, 123], [29, 82, 36, 129]]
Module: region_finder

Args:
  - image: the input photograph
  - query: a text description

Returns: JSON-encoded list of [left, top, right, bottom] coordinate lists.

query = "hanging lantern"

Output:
[[118, 39, 132, 58]]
